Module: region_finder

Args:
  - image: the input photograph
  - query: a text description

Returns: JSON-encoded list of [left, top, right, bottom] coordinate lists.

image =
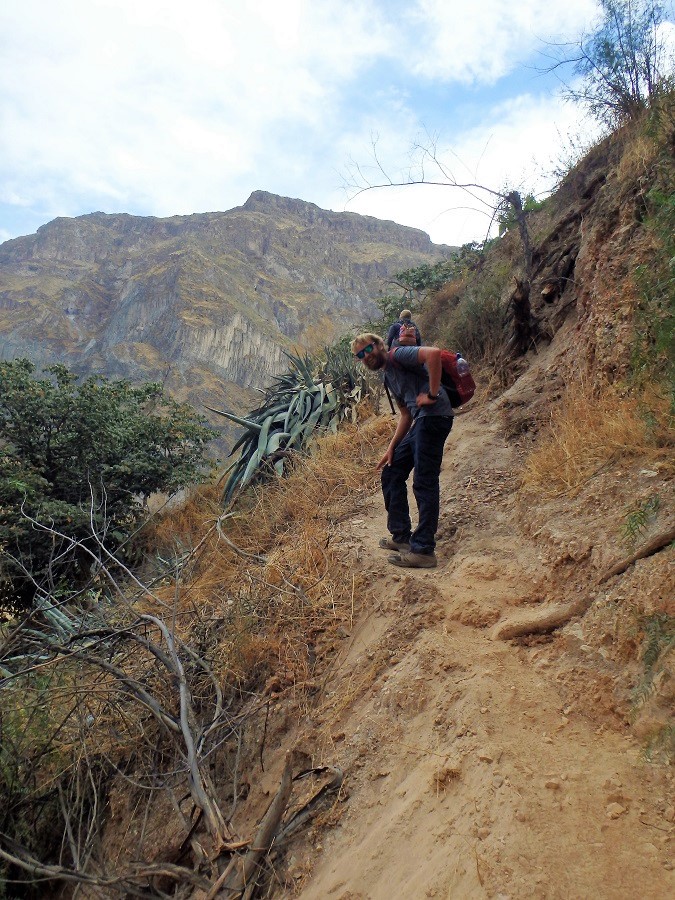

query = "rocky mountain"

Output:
[[0, 191, 452, 446]]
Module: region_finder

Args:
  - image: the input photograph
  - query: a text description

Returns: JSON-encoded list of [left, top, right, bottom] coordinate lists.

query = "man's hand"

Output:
[[416, 392, 438, 407], [376, 448, 394, 470], [378, 403, 411, 470]]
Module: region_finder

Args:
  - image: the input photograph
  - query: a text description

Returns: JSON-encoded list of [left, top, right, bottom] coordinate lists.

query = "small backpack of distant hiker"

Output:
[[388, 347, 476, 407], [396, 323, 417, 346]]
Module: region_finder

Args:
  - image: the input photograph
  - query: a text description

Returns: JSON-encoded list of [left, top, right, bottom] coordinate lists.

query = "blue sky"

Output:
[[1, 0, 673, 248]]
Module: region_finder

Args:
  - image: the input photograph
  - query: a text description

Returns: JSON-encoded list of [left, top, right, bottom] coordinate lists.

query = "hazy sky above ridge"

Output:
[[1, 0, 673, 248]]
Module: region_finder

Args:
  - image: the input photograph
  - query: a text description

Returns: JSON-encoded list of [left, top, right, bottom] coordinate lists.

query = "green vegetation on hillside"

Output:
[[631, 97, 675, 402], [0, 359, 214, 606], [210, 347, 371, 504]]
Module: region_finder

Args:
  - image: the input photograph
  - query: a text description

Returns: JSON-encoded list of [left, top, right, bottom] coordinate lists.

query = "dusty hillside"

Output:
[[1, 106, 672, 900], [273, 322, 673, 899], [205, 117, 675, 890]]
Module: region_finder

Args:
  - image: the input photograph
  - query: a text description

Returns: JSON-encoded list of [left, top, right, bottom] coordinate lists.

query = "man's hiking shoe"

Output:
[[388, 550, 437, 569], [379, 537, 411, 552]]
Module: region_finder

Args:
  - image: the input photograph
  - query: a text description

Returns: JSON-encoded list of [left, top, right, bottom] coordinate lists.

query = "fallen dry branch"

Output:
[[598, 525, 675, 584], [491, 596, 592, 641], [0, 839, 210, 896], [205, 760, 344, 899], [209, 752, 294, 899], [275, 765, 344, 846]]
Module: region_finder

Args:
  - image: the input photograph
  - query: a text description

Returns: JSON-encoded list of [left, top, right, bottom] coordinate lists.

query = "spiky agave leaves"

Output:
[[209, 350, 370, 506]]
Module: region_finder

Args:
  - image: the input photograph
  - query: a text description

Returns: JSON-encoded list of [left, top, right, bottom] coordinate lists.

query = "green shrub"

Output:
[[0, 672, 71, 897], [632, 179, 675, 403], [439, 271, 509, 362], [0, 359, 214, 606], [621, 494, 661, 543], [497, 193, 546, 236]]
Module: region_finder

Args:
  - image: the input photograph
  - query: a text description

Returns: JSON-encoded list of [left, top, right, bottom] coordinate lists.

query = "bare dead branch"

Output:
[[0, 837, 210, 895], [140, 613, 232, 844], [211, 751, 294, 898]]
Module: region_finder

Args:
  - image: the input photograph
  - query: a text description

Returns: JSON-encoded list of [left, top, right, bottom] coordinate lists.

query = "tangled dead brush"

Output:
[[0, 413, 390, 898]]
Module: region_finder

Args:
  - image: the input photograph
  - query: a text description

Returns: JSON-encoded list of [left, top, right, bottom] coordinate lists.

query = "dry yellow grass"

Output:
[[521, 380, 674, 498], [144, 416, 391, 692], [616, 97, 675, 185], [616, 131, 659, 183]]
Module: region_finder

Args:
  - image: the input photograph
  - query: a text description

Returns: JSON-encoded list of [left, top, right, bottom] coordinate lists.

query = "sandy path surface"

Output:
[[290, 401, 674, 899]]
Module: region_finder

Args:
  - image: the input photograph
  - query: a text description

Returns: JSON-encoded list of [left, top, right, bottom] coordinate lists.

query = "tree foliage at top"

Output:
[[362, 244, 491, 345], [370, 244, 486, 331], [0, 359, 214, 605], [553, 0, 674, 126], [497, 193, 546, 236], [390, 245, 485, 298]]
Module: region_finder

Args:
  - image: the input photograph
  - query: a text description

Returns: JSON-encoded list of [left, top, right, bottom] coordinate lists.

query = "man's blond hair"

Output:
[[350, 333, 384, 354]]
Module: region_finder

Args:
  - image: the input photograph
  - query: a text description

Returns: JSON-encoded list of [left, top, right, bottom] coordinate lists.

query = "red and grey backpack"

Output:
[[388, 347, 476, 407]]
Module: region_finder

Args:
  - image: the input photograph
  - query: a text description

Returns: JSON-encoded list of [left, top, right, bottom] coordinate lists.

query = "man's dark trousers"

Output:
[[381, 415, 453, 554]]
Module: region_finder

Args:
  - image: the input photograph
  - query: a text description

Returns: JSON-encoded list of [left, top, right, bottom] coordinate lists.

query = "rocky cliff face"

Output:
[[0, 192, 452, 445]]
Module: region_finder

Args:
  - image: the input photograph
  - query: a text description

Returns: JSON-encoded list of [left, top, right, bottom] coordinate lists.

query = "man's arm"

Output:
[[414, 347, 442, 406], [377, 401, 412, 469]]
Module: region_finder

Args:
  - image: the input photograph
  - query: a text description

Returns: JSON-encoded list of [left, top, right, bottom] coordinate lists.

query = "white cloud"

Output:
[[404, 0, 600, 83], [659, 19, 675, 67], [0, 0, 623, 245], [0, 0, 393, 223]]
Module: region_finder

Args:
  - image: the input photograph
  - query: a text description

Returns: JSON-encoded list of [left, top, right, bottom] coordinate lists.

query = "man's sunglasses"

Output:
[[355, 344, 374, 359]]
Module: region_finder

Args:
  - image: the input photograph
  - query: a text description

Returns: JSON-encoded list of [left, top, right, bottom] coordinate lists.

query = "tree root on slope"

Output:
[[492, 526, 675, 641], [598, 525, 675, 584], [491, 596, 593, 641]]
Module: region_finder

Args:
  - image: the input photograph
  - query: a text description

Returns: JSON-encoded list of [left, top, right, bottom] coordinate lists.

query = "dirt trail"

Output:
[[288, 395, 674, 899]]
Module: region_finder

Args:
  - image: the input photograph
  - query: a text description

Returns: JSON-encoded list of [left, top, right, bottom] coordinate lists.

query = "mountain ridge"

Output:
[[0, 193, 453, 446]]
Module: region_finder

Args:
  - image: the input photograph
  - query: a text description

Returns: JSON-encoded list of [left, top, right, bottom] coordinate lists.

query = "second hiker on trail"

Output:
[[386, 309, 422, 348], [351, 333, 454, 569]]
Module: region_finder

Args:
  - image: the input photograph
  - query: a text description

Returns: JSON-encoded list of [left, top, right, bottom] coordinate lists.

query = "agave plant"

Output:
[[208, 347, 370, 505]]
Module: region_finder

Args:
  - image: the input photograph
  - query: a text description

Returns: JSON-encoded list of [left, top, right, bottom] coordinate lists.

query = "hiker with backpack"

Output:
[[386, 309, 422, 349], [351, 332, 454, 569]]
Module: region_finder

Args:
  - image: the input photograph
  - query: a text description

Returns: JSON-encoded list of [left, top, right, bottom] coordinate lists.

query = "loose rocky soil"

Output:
[[268, 344, 674, 899]]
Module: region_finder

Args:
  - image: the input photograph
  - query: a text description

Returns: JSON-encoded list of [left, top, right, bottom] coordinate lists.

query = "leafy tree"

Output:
[[375, 292, 413, 327], [498, 193, 546, 236], [391, 252, 481, 295], [548, 0, 674, 126], [0, 359, 215, 605], [391, 261, 455, 296], [363, 245, 490, 340]]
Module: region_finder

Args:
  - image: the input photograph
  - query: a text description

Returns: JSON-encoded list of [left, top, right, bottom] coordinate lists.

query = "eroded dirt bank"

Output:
[[281, 346, 673, 899]]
